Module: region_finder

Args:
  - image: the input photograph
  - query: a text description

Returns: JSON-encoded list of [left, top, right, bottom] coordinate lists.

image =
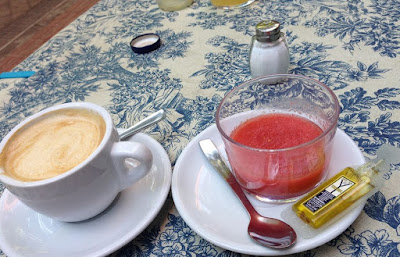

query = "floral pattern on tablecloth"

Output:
[[1, 0, 399, 256]]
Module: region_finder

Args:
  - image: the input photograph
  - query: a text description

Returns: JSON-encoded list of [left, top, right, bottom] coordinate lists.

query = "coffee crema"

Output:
[[0, 108, 106, 182]]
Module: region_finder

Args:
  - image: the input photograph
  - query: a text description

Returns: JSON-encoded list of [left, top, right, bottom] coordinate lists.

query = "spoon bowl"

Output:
[[199, 139, 297, 249], [248, 213, 297, 248]]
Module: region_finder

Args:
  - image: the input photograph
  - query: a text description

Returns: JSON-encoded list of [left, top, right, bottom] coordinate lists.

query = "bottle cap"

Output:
[[130, 33, 161, 54], [255, 20, 281, 42], [375, 144, 400, 172]]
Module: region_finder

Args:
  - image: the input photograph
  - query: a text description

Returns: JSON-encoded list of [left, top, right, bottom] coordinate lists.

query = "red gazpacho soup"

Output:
[[227, 113, 326, 200]]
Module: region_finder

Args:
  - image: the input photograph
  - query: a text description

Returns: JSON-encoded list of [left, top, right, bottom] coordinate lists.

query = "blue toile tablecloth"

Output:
[[0, 0, 399, 256]]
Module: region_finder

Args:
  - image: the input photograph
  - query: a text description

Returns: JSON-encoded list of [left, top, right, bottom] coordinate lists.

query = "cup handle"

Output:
[[111, 141, 153, 190]]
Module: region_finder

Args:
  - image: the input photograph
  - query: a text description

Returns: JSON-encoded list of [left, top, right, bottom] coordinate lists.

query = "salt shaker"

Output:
[[249, 20, 290, 78]]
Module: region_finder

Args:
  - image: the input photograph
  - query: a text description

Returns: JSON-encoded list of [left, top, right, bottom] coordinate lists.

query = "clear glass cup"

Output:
[[216, 74, 340, 203], [211, 0, 256, 9]]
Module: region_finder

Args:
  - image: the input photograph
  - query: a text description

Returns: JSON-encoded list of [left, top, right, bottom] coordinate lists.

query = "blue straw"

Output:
[[0, 71, 35, 79]]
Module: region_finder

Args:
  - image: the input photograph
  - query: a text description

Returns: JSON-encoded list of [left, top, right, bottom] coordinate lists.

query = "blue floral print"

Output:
[[0, 0, 399, 256]]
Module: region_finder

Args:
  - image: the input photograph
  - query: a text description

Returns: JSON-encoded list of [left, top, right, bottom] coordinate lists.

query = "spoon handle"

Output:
[[199, 139, 258, 216], [119, 110, 166, 140]]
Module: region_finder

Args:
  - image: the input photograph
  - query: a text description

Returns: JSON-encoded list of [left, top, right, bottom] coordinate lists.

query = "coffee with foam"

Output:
[[0, 108, 106, 182]]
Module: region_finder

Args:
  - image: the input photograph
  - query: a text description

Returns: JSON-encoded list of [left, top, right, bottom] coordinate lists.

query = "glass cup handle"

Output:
[[111, 141, 153, 190]]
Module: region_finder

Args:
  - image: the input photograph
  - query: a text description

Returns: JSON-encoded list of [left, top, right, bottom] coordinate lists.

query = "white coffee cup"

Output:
[[0, 102, 153, 222]]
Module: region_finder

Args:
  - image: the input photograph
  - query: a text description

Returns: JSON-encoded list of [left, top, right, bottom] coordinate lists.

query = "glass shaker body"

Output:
[[249, 21, 290, 78]]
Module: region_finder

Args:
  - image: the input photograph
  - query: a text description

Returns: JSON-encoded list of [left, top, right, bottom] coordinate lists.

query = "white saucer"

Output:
[[172, 124, 365, 256], [0, 132, 171, 257]]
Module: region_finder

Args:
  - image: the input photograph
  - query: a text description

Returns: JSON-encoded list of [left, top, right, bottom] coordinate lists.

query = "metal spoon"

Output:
[[199, 139, 297, 249], [119, 109, 165, 140]]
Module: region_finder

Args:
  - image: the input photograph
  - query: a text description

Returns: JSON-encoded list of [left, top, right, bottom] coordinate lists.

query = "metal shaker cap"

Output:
[[255, 20, 281, 42]]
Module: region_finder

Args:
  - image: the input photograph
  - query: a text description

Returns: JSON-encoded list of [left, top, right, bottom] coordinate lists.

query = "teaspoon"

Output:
[[199, 139, 297, 249], [119, 110, 165, 140]]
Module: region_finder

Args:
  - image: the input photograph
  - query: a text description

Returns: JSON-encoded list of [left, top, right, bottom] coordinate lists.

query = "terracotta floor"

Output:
[[0, 0, 100, 72]]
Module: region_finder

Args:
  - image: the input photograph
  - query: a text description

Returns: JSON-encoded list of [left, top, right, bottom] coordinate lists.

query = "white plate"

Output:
[[172, 125, 365, 256], [0, 132, 171, 257]]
